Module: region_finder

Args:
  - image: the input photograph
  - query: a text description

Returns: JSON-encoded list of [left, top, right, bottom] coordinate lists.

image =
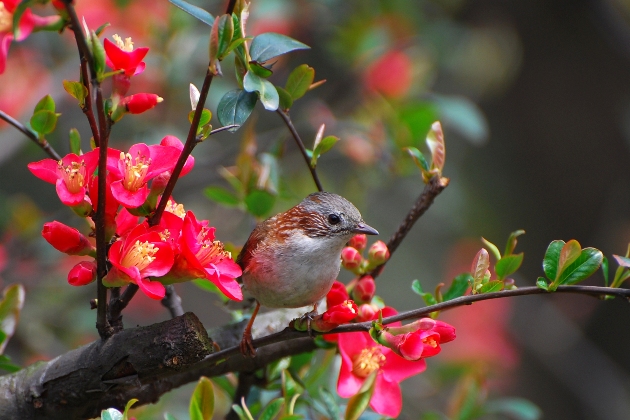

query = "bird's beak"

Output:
[[353, 223, 379, 235]]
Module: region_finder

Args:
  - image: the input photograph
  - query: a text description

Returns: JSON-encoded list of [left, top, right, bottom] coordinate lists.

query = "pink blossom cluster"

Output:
[[28, 138, 242, 302]]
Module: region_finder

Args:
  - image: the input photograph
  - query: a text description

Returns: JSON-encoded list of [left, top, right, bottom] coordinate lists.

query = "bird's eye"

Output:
[[328, 214, 341, 225]]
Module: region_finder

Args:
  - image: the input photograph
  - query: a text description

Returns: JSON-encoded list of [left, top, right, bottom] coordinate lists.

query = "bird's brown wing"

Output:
[[236, 221, 269, 273]]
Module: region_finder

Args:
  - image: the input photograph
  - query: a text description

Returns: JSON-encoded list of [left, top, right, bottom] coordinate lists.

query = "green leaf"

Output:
[[249, 62, 273, 78], [188, 108, 213, 133], [223, 37, 250, 58], [536, 277, 549, 291], [311, 135, 339, 167], [101, 408, 123, 420], [404, 147, 430, 172], [485, 397, 542, 420], [249, 33, 310, 63], [557, 248, 604, 285], [69, 129, 81, 155], [411, 280, 437, 306], [164, 413, 179, 420], [344, 371, 376, 420], [479, 280, 504, 293], [209, 14, 233, 70], [90, 31, 106, 76], [556, 240, 582, 280], [433, 94, 489, 146], [63, 81, 88, 106], [542, 240, 564, 281], [190, 376, 214, 420], [0, 354, 20, 373], [204, 186, 240, 207], [0, 284, 26, 353], [95, 23, 111, 37], [243, 72, 279, 111], [217, 89, 258, 131], [122, 399, 138, 420], [244, 189, 276, 217], [319, 387, 342, 420], [230, 405, 250, 420], [285, 64, 315, 100], [276, 86, 293, 111], [443, 273, 472, 301], [169, 0, 214, 25], [30, 110, 59, 135], [504, 229, 526, 256], [495, 253, 524, 280], [34, 95, 55, 113], [259, 398, 284, 420], [481, 237, 501, 261], [601, 256, 609, 287]]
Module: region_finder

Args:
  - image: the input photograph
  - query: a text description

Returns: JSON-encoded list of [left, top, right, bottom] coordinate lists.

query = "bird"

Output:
[[236, 191, 378, 356]]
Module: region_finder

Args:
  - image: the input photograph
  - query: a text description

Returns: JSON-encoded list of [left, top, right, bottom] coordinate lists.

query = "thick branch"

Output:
[[1, 285, 626, 419], [276, 109, 324, 192], [369, 175, 449, 279], [0, 110, 61, 160]]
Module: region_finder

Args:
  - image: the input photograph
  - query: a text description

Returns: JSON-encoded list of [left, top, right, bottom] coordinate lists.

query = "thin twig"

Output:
[[369, 175, 449, 279], [108, 284, 139, 331], [276, 109, 324, 192], [0, 110, 61, 160], [162, 285, 185, 318], [187, 285, 630, 369], [80, 59, 100, 146]]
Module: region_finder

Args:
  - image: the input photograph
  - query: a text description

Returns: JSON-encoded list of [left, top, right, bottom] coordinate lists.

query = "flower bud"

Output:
[[341, 246, 363, 271], [291, 300, 358, 333], [348, 234, 367, 251], [123, 93, 163, 114], [326, 280, 349, 308], [42, 221, 95, 256], [356, 303, 379, 322], [68, 261, 97, 286], [368, 240, 390, 266], [352, 275, 376, 304], [373, 317, 456, 361]]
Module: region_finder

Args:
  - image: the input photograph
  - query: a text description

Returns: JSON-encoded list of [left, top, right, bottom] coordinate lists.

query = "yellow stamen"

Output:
[[0, 3, 12, 33], [121, 240, 158, 271], [57, 159, 87, 194], [112, 34, 134, 52], [423, 336, 438, 348], [166, 199, 186, 218], [120, 151, 151, 192], [351, 347, 386, 378]]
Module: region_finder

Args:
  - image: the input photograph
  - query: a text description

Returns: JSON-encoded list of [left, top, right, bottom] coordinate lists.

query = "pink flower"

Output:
[[104, 34, 148, 77], [326, 280, 349, 308], [348, 234, 367, 251], [122, 93, 163, 114], [107, 143, 180, 208], [352, 275, 375, 304], [68, 261, 97, 286], [379, 318, 456, 361], [105, 223, 174, 300], [115, 208, 140, 237], [337, 332, 426, 418], [368, 240, 390, 266], [28, 150, 100, 206], [341, 246, 363, 271], [292, 300, 358, 332], [42, 221, 95, 256], [160, 135, 194, 177], [162, 211, 243, 301], [0, 0, 59, 74]]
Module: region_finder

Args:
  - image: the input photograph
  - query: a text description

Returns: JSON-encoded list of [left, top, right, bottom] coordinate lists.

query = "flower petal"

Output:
[[27, 158, 59, 184], [55, 178, 87, 206], [136, 276, 166, 300], [111, 179, 149, 208], [381, 351, 427, 383], [370, 375, 403, 418]]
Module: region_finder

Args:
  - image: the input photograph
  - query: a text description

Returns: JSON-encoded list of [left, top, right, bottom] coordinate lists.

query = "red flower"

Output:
[[42, 221, 95, 256], [363, 50, 412, 99], [293, 300, 358, 332], [160, 135, 194, 177], [103, 34, 148, 77], [352, 275, 375, 304], [326, 280, 349, 308], [379, 318, 456, 361], [28, 149, 100, 207], [122, 93, 163, 114], [367, 240, 390, 266], [348, 234, 367, 251], [161, 211, 242, 301], [67, 261, 96, 286], [107, 143, 180, 208], [105, 223, 174, 300], [341, 246, 362, 271], [337, 331, 426, 418], [115, 208, 140, 237], [0, 0, 59, 74]]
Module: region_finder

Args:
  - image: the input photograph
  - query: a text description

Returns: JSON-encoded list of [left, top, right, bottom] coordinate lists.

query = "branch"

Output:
[[276, 109, 324, 192], [161, 285, 184, 318], [0, 110, 61, 160], [0, 285, 627, 417], [79, 59, 101, 146], [108, 284, 139, 332], [369, 175, 449, 279]]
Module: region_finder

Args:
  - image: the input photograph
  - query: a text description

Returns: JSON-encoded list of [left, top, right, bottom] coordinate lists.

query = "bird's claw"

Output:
[[240, 330, 256, 357], [299, 308, 319, 338]]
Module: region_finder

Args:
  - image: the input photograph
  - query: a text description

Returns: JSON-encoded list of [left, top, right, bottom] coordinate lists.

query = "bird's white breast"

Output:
[[242, 232, 347, 308]]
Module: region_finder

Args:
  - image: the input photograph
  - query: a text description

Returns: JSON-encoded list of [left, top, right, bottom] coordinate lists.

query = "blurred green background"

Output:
[[2, 0, 630, 418]]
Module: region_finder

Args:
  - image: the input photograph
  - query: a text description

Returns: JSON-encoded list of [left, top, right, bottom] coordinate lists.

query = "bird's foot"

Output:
[[240, 329, 256, 357], [299, 306, 319, 338]]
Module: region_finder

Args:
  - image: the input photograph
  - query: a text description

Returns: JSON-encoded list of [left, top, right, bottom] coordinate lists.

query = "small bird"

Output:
[[236, 191, 378, 356]]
